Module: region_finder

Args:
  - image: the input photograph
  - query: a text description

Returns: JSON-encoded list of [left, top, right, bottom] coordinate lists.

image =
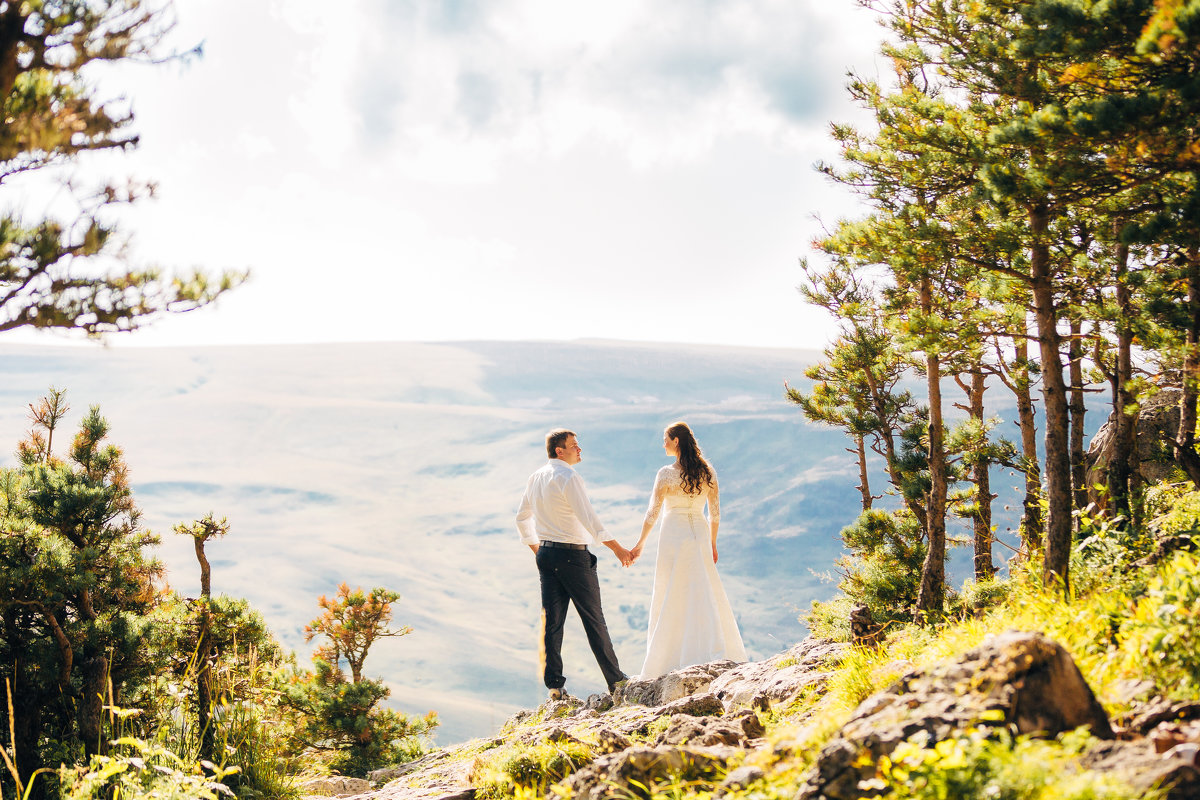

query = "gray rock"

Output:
[[797, 631, 1113, 800], [298, 776, 372, 797], [547, 726, 585, 746], [1119, 699, 1200, 736], [660, 692, 724, 718], [654, 709, 764, 748], [559, 744, 737, 800], [583, 692, 614, 712], [1081, 739, 1200, 799], [621, 662, 738, 707], [1086, 387, 1181, 511], [360, 745, 476, 800], [710, 636, 848, 709], [719, 764, 765, 793], [596, 727, 633, 754]]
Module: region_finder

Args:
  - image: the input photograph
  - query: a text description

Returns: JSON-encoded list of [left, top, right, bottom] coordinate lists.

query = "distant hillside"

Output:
[[0, 339, 1028, 743]]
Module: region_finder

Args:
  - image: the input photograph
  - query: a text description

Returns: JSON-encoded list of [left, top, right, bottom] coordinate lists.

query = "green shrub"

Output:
[[1147, 485, 1200, 540], [805, 510, 927, 638], [58, 737, 240, 800], [805, 593, 855, 642], [950, 576, 1012, 618], [867, 728, 1155, 800], [474, 739, 595, 799], [279, 660, 437, 777], [1117, 551, 1200, 699]]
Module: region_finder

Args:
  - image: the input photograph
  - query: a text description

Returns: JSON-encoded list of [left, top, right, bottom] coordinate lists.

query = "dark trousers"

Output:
[[536, 546, 624, 691]]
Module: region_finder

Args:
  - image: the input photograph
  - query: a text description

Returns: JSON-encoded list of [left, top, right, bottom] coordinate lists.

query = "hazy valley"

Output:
[[0, 339, 1031, 743]]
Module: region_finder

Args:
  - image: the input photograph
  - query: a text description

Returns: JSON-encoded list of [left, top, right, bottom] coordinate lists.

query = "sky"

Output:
[[7, 0, 884, 350]]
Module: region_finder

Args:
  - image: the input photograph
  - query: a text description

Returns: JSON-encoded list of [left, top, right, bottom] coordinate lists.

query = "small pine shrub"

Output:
[[950, 576, 1011, 618], [805, 593, 854, 642], [805, 510, 928, 640]]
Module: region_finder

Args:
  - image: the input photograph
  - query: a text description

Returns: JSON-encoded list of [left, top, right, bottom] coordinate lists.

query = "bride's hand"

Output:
[[630, 544, 643, 561], [711, 544, 718, 563]]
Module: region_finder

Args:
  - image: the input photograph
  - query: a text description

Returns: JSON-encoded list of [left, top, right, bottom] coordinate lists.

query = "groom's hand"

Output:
[[603, 539, 634, 567]]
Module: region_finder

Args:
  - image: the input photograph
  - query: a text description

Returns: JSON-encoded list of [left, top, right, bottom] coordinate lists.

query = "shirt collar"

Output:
[[549, 458, 575, 471]]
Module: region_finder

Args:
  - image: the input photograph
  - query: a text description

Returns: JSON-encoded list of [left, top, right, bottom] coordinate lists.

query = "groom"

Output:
[[515, 428, 631, 700]]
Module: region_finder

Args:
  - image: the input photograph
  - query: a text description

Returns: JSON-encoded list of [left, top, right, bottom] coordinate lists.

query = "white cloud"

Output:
[[7, 0, 878, 351]]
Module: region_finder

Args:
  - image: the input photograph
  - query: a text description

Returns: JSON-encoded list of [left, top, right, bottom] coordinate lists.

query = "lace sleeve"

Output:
[[642, 466, 671, 528], [706, 472, 720, 526]]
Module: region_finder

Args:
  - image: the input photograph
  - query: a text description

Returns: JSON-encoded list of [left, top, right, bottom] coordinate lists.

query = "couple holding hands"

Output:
[[515, 421, 746, 700]]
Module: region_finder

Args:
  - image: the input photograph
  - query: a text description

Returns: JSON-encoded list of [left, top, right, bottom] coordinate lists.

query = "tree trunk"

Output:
[[196, 610, 215, 762], [1030, 204, 1072, 593], [970, 369, 995, 580], [41, 607, 73, 690], [1177, 244, 1200, 485], [195, 540, 215, 761], [4, 614, 47, 800], [1013, 331, 1043, 552], [855, 434, 872, 510], [0, 6, 27, 102], [79, 655, 109, 758], [915, 275, 947, 620], [1069, 318, 1088, 518], [195, 536, 212, 598], [1110, 239, 1136, 523]]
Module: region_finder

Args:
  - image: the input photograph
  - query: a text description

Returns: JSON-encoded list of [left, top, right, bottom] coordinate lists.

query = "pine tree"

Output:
[[0, 1, 241, 337]]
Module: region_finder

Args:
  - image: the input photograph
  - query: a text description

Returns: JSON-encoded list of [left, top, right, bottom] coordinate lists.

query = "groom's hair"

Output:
[[546, 428, 575, 459]]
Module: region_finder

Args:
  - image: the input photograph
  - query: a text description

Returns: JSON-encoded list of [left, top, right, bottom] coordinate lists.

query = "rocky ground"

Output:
[[299, 632, 1200, 800]]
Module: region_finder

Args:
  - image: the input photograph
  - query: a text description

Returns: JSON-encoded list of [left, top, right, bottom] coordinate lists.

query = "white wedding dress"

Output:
[[638, 464, 747, 680]]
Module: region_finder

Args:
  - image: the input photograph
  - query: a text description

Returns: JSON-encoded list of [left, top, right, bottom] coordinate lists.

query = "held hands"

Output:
[[614, 543, 635, 567], [630, 543, 644, 562]]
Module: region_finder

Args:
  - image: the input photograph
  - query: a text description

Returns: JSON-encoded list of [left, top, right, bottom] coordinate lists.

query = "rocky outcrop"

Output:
[[562, 744, 737, 800], [1082, 739, 1200, 798], [617, 661, 738, 707], [796, 631, 1113, 800], [1086, 388, 1182, 510], [709, 637, 847, 709], [342, 632, 1200, 800], [300, 776, 373, 797]]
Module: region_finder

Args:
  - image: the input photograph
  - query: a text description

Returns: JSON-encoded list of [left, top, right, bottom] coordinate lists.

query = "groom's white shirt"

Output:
[[516, 458, 614, 547]]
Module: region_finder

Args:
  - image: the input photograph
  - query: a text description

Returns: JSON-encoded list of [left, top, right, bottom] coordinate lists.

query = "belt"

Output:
[[539, 540, 588, 550]]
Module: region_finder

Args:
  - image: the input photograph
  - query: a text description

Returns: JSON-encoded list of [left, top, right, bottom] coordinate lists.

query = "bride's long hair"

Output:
[[668, 421, 714, 495]]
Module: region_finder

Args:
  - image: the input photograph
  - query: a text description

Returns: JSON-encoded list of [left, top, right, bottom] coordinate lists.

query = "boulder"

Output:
[[709, 636, 848, 709], [558, 744, 737, 800], [619, 662, 738, 707], [363, 746, 476, 800], [1086, 388, 1182, 511], [654, 709, 764, 747], [797, 631, 1112, 800], [717, 764, 765, 795], [596, 727, 633, 754], [1081, 739, 1200, 799], [1119, 699, 1200, 737], [298, 776, 372, 797], [659, 692, 724, 718]]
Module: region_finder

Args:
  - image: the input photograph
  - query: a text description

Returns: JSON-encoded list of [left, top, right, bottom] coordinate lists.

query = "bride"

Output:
[[630, 421, 746, 679]]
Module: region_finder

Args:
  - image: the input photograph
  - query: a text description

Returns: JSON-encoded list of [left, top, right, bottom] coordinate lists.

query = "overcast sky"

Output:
[[8, 0, 884, 350]]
